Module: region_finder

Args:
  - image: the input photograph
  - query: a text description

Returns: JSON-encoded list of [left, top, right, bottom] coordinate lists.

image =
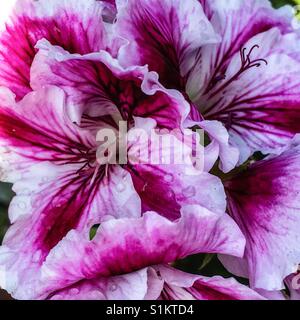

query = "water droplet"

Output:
[[22, 188, 32, 196], [199, 20, 208, 31], [164, 174, 174, 183], [110, 284, 117, 292], [142, 182, 148, 192], [70, 288, 80, 295], [18, 201, 26, 210], [166, 190, 175, 200], [42, 176, 51, 183], [32, 251, 41, 263], [183, 186, 196, 198], [116, 182, 126, 192]]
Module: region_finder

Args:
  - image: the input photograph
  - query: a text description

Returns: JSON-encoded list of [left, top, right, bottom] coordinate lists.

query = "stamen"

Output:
[[207, 44, 268, 98]]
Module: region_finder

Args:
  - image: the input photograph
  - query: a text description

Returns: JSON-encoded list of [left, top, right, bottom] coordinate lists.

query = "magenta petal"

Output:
[[32, 41, 190, 130], [190, 0, 293, 99], [203, 30, 300, 162], [49, 269, 148, 300], [23, 205, 245, 299], [115, 0, 219, 91], [223, 135, 300, 290], [127, 122, 226, 219], [156, 266, 265, 300], [0, 163, 140, 298], [188, 1, 297, 162], [0, 86, 94, 180], [0, 0, 109, 101]]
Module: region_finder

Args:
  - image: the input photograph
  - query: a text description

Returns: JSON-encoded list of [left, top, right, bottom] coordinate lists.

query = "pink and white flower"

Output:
[[11, 205, 246, 300], [114, 0, 300, 163], [0, 0, 117, 101], [0, 0, 299, 301], [0, 66, 232, 297], [221, 135, 300, 291]]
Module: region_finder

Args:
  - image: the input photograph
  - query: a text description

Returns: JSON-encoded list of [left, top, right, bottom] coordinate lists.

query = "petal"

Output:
[[30, 205, 245, 299], [0, 0, 109, 101], [157, 265, 265, 300], [0, 163, 141, 299], [31, 40, 190, 130], [200, 30, 300, 163], [115, 0, 219, 91], [285, 271, 300, 300], [222, 134, 300, 290], [127, 120, 227, 219], [199, 120, 239, 173], [49, 269, 148, 300], [188, 0, 298, 163], [255, 289, 286, 300], [0, 86, 94, 182], [188, 0, 293, 99]]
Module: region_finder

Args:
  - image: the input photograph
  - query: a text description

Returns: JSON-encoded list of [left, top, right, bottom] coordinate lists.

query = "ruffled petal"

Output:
[[188, 1, 297, 162], [49, 269, 148, 300], [115, 0, 219, 91], [0, 162, 140, 298], [0, 86, 94, 182], [222, 135, 300, 290], [156, 265, 265, 300], [24, 205, 244, 299], [285, 271, 300, 300], [198, 120, 239, 173], [189, 0, 293, 99], [127, 118, 226, 219], [0, 0, 109, 101], [201, 30, 300, 162], [31, 40, 190, 130]]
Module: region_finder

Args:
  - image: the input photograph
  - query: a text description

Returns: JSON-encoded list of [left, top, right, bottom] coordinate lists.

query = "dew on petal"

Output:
[[116, 182, 126, 192], [164, 174, 174, 183], [109, 284, 117, 292], [70, 288, 80, 295], [182, 186, 196, 199]]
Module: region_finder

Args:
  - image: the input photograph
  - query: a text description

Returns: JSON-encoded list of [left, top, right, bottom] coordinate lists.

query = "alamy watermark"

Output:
[[95, 121, 205, 173]]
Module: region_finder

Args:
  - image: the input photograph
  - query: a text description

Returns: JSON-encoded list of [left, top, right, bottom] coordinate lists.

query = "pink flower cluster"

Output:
[[0, 0, 299, 300]]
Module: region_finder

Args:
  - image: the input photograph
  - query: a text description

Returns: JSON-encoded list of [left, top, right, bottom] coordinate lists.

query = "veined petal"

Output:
[[0, 86, 94, 182], [127, 119, 226, 219], [27, 205, 244, 299], [31, 40, 190, 130], [115, 0, 219, 91], [198, 30, 300, 163], [0, 0, 110, 101], [0, 163, 141, 299], [156, 265, 265, 300], [49, 269, 148, 300], [188, 0, 297, 162], [222, 135, 300, 290], [189, 0, 293, 99]]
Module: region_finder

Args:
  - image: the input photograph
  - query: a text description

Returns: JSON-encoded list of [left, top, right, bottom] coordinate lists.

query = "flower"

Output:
[[0, 64, 231, 298], [114, 0, 300, 163], [0, 0, 299, 301], [149, 265, 264, 300], [0, 0, 117, 101], [13, 205, 246, 300], [221, 135, 300, 290]]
